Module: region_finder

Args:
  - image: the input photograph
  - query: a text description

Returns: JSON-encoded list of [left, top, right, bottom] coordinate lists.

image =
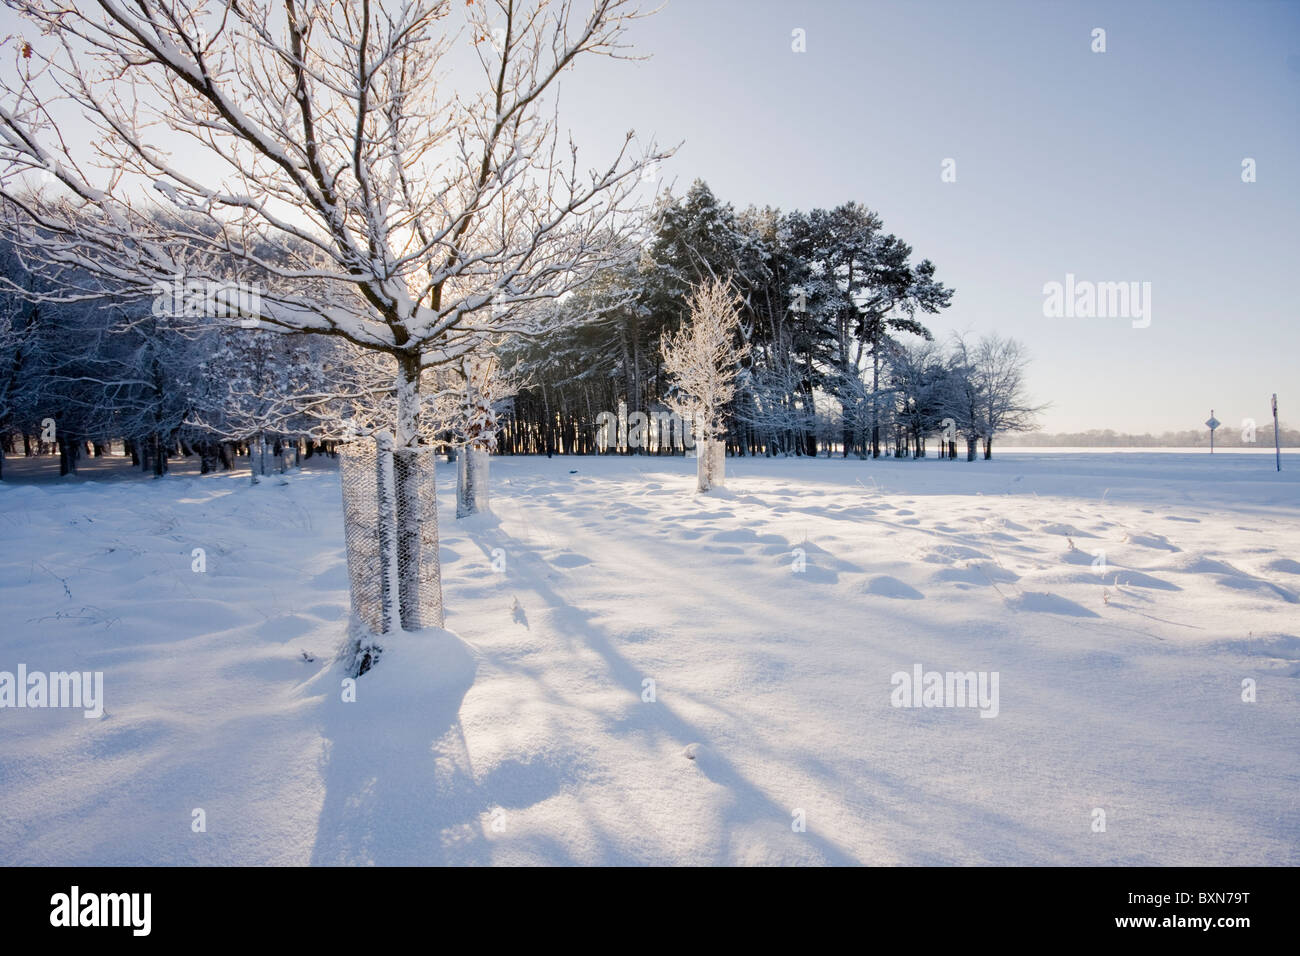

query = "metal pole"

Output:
[[1273, 393, 1281, 472]]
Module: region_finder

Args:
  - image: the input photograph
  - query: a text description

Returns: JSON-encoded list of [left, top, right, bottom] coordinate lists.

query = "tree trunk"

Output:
[[456, 447, 490, 518], [966, 437, 977, 461], [984, 436, 993, 460], [870, 351, 881, 458], [456, 370, 489, 519], [374, 431, 400, 635], [393, 351, 442, 630], [58, 434, 78, 476], [697, 438, 724, 493], [250, 433, 265, 484]]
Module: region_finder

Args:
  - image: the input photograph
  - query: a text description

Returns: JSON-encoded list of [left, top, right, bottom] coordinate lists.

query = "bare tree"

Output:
[[0, 0, 666, 634], [887, 339, 945, 458], [450, 349, 518, 517], [943, 333, 983, 461], [186, 329, 343, 481], [660, 276, 748, 491], [973, 334, 1044, 458], [735, 361, 818, 457], [0, 237, 40, 478]]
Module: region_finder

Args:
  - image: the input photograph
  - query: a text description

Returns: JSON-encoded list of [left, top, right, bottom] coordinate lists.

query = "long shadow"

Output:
[[468, 467, 1300, 864], [461, 495, 1183, 865], [308, 631, 489, 865], [461, 520, 862, 865]]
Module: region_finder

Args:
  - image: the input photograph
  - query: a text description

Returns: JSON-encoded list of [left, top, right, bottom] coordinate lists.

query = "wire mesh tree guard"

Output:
[[338, 437, 444, 642]]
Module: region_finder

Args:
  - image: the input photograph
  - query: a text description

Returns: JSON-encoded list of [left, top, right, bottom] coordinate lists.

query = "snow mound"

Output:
[[1006, 590, 1100, 617], [861, 575, 924, 599]]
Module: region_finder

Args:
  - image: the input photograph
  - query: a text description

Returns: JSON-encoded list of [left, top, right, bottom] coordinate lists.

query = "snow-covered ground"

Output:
[[1, 452, 1297, 865]]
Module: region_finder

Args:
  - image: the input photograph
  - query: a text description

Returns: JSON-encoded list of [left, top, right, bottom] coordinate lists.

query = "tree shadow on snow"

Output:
[[458, 525, 863, 865], [307, 629, 488, 865]]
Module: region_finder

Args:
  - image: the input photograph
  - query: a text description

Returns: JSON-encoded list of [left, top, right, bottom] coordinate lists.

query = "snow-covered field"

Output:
[[1, 452, 1297, 865]]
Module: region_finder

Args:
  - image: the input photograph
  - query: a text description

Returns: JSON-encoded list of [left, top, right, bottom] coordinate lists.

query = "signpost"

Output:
[[1272, 394, 1281, 472], [1205, 411, 1220, 454]]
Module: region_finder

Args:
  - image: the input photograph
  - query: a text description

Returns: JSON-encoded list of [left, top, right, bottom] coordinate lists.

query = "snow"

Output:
[[1, 451, 1297, 865]]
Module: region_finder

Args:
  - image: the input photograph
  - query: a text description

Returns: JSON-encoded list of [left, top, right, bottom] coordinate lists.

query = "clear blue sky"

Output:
[[2, 1, 1295, 433], [563, 0, 1300, 434]]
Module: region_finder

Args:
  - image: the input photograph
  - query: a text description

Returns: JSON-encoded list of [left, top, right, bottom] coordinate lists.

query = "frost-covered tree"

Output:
[[660, 276, 748, 491], [450, 350, 518, 517], [0, 0, 665, 634], [972, 334, 1043, 458], [0, 253, 203, 476], [0, 239, 39, 478], [187, 329, 335, 480], [498, 182, 955, 460], [784, 204, 876, 457], [940, 334, 982, 461], [734, 361, 817, 457], [888, 340, 948, 458]]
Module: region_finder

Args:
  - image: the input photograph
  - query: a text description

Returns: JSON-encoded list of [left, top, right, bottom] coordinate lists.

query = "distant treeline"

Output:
[[1001, 426, 1297, 448]]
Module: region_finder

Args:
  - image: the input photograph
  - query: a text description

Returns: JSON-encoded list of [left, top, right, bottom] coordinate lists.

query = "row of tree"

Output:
[[498, 180, 1039, 460], [0, 181, 1041, 481], [0, 241, 509, 481]]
